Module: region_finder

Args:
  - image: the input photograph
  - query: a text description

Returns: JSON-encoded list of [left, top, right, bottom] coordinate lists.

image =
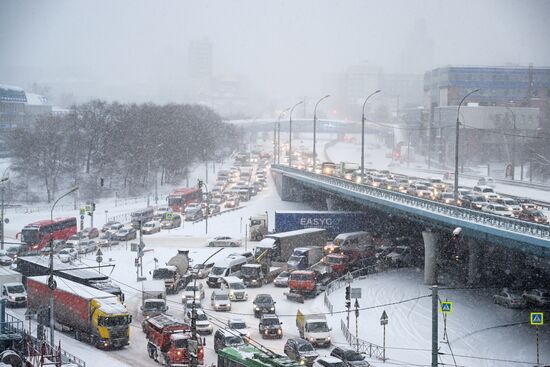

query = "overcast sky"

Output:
[[1, 0, 550, 108]]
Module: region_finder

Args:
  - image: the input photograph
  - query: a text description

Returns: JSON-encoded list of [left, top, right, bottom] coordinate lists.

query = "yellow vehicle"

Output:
[[27, 275, 131, 349]]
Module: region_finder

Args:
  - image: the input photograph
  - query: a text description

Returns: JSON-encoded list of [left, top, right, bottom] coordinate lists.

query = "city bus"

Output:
[[167, 187, 202, 212], [20, 217, 77, 252], [130, 207, 155, 229], [217, 345, 301, 367]]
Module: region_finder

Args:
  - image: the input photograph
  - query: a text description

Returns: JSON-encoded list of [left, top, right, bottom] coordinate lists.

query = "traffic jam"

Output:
[[1, 149, 548, 367]]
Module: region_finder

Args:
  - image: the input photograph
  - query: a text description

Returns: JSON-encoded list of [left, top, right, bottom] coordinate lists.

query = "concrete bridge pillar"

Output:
[[467, 238, 482, 285], [422, 229, 439, 284]]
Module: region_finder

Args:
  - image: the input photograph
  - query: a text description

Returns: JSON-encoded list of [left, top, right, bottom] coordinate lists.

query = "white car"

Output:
[[207, 236, 242, 247], [184, 309, 213, 334], [182, 283, 205, 302], [228, 318, 251, 338], [481, 204, 514, 217], [313, 357, 347, 367], [477, 176, 496, 187], [142, 221, 161, 234], [211, 290, 231, 311], [495, 198, 522, 216], [66, 234, 84, 248], [58, 248, 78, 263]]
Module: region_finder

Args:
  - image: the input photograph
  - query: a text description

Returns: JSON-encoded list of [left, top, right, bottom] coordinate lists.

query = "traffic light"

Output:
[[345, 300, 351, 309], [197, 179, 203, 189], [100, 178, 104, 187], [92, 202, 96, 212], [345, 285, 351, 300]]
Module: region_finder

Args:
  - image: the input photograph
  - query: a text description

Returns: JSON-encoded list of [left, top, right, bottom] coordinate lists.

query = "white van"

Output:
[[325, 231, 371, 253], [220, 276, 248, 301], [473, 185, 498, 200], [207, 255, 248, 288]]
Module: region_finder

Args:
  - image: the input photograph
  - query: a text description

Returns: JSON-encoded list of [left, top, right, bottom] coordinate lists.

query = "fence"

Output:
[[323, 265, 378, 315], [340, 319, 385, 360]]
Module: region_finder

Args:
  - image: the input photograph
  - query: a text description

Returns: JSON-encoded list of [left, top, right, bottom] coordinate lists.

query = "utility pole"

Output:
[[0, 177, 7, 250], [431, 285, 438, 367], [354, 298, 360, 352], [361, 90, 381, 180], [313, 95, 330, 173], [289, 101, 304, 168]]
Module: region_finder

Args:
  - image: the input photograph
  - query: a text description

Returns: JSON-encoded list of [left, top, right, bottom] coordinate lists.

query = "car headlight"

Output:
[[277, 329, 282, 335], [300, 359, 305, 365], [215, 303, 219, 308], [255, 306, 260, 311], [326, 336, 331, 341], [251, 279, 257, 283], [309, 337, 315, 342], [270, 307, 275, 311]]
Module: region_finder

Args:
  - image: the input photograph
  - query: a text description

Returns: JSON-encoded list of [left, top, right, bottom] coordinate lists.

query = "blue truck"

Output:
[[274, 211, 367, 239]]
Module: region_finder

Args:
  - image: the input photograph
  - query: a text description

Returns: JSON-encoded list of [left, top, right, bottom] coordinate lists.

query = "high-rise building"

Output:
[[188, 38, 213, 98]]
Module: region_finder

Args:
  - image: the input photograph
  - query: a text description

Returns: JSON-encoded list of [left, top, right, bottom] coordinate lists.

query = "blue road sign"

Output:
[[440, 301, 453, 314], [530, 312, 544, 326]]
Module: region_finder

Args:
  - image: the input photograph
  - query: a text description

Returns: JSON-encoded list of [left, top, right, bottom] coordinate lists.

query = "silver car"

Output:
[[207, 236, 241, 247], [211, 290, 231, 311]]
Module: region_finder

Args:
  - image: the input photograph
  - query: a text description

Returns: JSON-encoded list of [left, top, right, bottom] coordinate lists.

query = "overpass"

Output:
[[271, 164, 550, 284]]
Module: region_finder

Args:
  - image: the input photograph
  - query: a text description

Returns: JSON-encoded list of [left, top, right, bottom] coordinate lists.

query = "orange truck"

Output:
[[144, 314, 204, 366]]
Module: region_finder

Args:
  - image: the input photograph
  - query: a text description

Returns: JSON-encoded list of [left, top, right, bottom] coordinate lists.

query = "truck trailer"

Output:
[[287, 247, 323, 271], [141, 280, 168, 319], [254, 228, 326, 263], [27, 275, 131, 349], [274, 211, 367, 239]]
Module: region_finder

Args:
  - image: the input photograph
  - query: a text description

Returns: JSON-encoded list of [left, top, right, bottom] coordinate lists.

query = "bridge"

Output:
[[271, 164, 550, 284]]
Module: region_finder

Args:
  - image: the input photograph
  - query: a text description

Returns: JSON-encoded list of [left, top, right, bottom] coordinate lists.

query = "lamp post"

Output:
[[505, 105, 517, 180], [454, 89, 479, 201], [313, 95, 330, 173], [49, 186, 79, 347], [361, 90, 381, 179], [277, 108, 289, 165], [0, 177, 8, 250], [288, 101, 304, 168]]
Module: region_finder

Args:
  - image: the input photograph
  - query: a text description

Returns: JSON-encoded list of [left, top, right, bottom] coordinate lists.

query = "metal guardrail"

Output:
[[272, 165, 550, 247], [0, 313, 24, 340], [340, 319, 384, 359]]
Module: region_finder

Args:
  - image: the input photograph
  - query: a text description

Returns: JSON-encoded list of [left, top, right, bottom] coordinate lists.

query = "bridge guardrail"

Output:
[[272, 165, 550, 243]]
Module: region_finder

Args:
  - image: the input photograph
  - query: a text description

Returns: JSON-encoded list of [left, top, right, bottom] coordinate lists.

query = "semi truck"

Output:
[[144, 314, 204, 366], [0, 267, 27, 307], [287, 247, 323, 271], [274, 211, 368, 239], [254, 228, 326, 263], [296, 309, 331, 348], [141, 280, 168, 319], [27, 275, 131, 349], [152, 249, 190, 294]]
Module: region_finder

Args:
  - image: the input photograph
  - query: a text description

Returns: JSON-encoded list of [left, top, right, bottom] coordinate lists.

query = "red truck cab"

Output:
[[288, 270, 316, 296], [323, 253, 349, 274], [144, 314, 204, 366]]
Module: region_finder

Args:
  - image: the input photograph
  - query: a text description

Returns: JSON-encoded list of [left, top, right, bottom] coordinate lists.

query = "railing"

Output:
[[0, 313, 24, 339], [272, 165, 550, 244], [324, 266, 378, 315], [340, 319, 385, 360]]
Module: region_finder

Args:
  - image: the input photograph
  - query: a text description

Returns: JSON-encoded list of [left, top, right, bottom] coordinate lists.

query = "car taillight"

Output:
[[198, 347, 204, 359]]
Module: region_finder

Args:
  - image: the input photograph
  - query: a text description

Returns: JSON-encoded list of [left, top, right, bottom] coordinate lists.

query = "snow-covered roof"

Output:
[[142, 280, 166, 293], [29, 275, 117, 300], [25, 92, 49, 106]]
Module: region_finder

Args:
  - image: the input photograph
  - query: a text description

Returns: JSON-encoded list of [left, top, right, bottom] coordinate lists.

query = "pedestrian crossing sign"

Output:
[[165, 212, 174, 220], [440, 301, 453, 314], [530, 312, 543, 326]]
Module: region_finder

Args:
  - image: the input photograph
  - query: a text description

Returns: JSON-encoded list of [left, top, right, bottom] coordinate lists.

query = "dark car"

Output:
[[213, 329, 244, 353], [258, 314, 283, 339], [461, 194, 487, 210], [330, 347, 371, 367], [0, 250, 13, 266], [518, 209, 548, 225], [82, 227, 99, 239], [114, 227, 137, 241], [284, 338, 319, 366], [253, 294, 276, 317]]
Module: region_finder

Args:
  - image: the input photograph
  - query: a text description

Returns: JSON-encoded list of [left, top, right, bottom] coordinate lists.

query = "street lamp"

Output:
[[49, 186, 79, 347], [277, 108, 290, 165], [505, 105, 517, 180], [0, 176, 8, 250], [313, 95, 330, 173], [361, 90, 382, 179], [454, 89, 480, 201], [288, 101, 304, 168]]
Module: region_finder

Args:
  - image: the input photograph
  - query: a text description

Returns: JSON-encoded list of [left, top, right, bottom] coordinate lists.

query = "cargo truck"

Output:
[[287, 247, 323, 271], [152, 249, 191, 294], [254, 228, 326, 263], [141, 280, 168, 319], [275, 211, 368, 239], [248, 213, 268, 241], [144, 314, 204, 366], [0, 267, 27, 307], [27, 275, 131, 349], [296, 309, 331, 347]]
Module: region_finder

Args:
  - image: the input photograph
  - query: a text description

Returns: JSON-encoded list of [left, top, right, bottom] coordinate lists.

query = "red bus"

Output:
[[20, 217, 77, 252], [167, 188, 202, 212]]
